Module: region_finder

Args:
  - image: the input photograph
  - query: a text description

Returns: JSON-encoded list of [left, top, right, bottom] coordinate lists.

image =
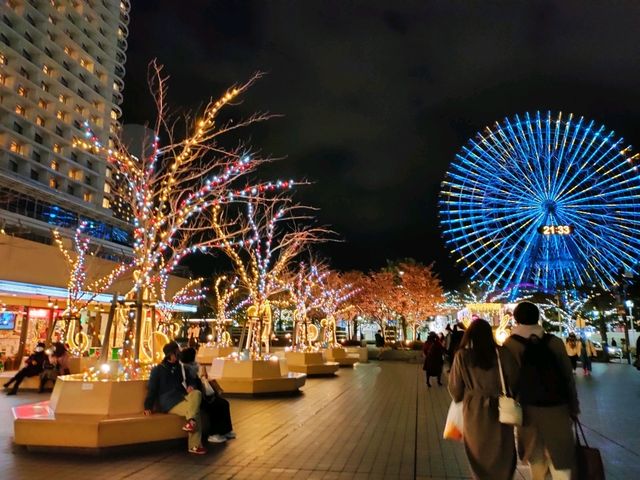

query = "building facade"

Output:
[[0, 0, 132, 251]]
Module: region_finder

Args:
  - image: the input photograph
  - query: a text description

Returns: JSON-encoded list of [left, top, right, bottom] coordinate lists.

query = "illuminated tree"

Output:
[[283, 262, 325, 349], [52, 223, 128, 348], [393, 262, 444, 340], [314, 269, 361, 346], [211, 275, 245, 346], [213, 199, 325, 356], [78, 62, 293, 358]]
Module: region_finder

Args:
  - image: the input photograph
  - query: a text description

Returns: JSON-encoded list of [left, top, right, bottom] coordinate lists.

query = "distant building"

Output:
[[0, 0, 132, 254]]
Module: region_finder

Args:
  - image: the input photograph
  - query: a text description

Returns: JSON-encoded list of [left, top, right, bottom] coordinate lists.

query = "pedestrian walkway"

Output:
[[0, 361, 638, 479]]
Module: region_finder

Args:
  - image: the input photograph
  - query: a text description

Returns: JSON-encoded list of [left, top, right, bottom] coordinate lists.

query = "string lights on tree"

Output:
[[74, 62, 297, 359], [212, 199, 326, 357]]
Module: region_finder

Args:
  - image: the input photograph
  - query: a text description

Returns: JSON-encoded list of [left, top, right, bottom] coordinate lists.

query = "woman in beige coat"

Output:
[[449, 319, 519, 480]]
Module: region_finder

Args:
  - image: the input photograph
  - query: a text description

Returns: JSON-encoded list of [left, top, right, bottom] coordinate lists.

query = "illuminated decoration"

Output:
[[75, 63, 293, 302], [441, 111, 640, 299], [313, 268, 361, 347], [538, 225, 573, 235], [75, 62, 294, 359], [284, 262, 325, 350], [213, 199, 325, 357], [211, 275, 240, 347], [51, 224, 128, 351]]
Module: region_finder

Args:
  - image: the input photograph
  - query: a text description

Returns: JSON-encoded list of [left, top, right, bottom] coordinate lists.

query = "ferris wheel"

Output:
[[440, 111, 640, 298]]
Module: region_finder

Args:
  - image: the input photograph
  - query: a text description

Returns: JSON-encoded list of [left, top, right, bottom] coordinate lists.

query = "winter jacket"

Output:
[[144, 359, 199, 412]]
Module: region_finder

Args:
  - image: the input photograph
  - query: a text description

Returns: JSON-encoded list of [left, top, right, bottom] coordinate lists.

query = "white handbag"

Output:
[[496, 348, 522, 426]]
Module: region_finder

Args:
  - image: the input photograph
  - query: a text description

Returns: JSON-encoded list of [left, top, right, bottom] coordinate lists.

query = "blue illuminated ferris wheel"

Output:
[[440, 111, 640, 298]]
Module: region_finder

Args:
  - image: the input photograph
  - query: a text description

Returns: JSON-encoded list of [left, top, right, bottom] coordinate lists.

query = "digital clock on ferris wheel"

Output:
[[537, 225, 573, 235]]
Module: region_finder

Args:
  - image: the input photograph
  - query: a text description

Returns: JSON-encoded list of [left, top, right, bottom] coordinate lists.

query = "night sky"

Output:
[[121, 0, 640, 288]]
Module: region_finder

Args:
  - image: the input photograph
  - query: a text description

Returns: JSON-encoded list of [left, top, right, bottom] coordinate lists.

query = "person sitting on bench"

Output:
[[4, 342, 47, 395], [144, 341, 206, 455]]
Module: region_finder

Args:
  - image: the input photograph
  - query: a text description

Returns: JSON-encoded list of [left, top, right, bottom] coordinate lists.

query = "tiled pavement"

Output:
[[0, 361, 639, 479]]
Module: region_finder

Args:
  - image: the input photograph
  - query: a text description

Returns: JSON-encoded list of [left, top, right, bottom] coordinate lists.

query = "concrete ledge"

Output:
[[378, 349, 422, 363]]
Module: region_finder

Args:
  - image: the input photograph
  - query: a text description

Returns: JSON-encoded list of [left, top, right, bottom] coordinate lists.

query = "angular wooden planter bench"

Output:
[[13, 375, 186, 451]]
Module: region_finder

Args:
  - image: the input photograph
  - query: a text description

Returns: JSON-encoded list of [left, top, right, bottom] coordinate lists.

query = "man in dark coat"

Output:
[[4, 342, 47, 395], [144, 341, 205, 454], [504, 302, 578, 480]]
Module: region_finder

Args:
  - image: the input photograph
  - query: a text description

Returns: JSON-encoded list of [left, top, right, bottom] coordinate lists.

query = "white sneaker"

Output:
[[207, 434, 227, 444], [225, 431, 237, 439]]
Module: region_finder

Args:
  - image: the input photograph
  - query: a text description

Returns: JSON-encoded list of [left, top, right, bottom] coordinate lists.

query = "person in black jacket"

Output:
[[144, 341, 206, 455], [179, 347, 235, 444], [4, 342, 47, 395]]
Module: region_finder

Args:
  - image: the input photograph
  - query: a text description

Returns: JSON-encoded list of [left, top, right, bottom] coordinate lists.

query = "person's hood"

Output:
[[512, 323, 545, 338]]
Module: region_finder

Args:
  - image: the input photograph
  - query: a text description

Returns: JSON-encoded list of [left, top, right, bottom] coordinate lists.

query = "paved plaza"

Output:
[[1, 361, 639, 480]]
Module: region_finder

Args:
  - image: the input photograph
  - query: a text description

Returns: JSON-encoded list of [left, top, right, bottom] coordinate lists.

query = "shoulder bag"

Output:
[[496, 347, 522, 426]]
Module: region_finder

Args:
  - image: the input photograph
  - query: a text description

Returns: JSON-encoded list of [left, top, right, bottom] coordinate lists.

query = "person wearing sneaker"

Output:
[[144, 341, 206, 455], [179, 347, 236, 444]]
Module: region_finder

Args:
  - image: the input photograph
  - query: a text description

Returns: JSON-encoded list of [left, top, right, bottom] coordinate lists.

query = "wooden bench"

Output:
[[12, 375, 189, 452], [13, 401, 186, 450], [1, 371, 41, 391]]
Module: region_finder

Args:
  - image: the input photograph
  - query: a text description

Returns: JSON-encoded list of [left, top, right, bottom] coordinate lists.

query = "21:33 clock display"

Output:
[[537, 225, 573, 235]]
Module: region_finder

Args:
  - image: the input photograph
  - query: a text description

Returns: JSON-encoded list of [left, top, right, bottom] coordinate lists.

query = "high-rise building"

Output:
[[0, 0, 132, 252]]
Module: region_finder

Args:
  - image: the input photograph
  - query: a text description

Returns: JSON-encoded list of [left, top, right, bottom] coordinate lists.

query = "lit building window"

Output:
[[103, 183, 111, 194], [102, 198, 110, 209], [0, 54, 6, 65], [58, 94, 67, 104], [35, 116, 45, 127], [110, 109, 118, 120], [15, 105, 25, 116], [56, 110, 66, 121], [0, 73, 6, 85], [50, 160, 59, 171], [68, 169, 82, 181], [83, 192, 92, 202], [64, 46, 72, 56], [38, 99, 48, 110], [74, 104, 84, 115], [17, 85, 28, 97], [53, 144, 62, 154], [41, 82, 49, 92], [10, 142, 23, 154], [42, 64, 51, 75], [49, 178, 58, 189]]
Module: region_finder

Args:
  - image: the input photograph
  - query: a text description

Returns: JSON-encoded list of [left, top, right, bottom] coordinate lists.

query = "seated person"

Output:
[[4, 342, 47, 395], [144, 341, 206, 455], [39, 342, 71, 393], [180, 347, 235, 444]]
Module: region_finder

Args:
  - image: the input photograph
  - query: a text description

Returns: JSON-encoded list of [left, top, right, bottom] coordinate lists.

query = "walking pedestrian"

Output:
[[422, 332, 445, 387], [565, 333, 580, 373], [579, 336, 596, 376], [449, 319, 519, 480], [504, 302, 579, 480]]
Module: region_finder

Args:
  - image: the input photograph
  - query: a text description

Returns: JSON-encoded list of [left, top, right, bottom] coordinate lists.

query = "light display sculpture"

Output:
[[440, 111, 640, 299]]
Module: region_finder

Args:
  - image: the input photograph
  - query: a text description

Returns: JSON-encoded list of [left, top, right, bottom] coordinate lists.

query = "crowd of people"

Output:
[[444, 302, 580, 480]]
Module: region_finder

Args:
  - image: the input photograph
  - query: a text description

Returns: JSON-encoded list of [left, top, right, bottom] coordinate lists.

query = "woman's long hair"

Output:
[[458, 319, 496, 370]]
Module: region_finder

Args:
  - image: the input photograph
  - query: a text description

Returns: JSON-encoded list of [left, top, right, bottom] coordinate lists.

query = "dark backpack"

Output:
[[513, 333, 570, 407]]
